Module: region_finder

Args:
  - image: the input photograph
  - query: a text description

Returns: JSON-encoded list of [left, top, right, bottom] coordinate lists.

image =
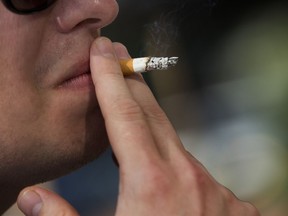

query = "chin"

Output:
[[45, 112, 109, 182], [15, 112, 109, 189], [19, 132, 109, 189]]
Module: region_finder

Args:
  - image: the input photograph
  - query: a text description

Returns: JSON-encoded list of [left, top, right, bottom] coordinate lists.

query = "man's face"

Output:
[[0, 0, 119, 186]]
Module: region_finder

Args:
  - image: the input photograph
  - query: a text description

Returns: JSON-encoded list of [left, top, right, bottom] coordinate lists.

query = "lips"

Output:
[[56, 60, 94, 90]]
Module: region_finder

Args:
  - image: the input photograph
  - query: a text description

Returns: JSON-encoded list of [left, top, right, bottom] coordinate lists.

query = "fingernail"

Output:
[[18, 190, 43, 216], [92, 37, 115, 58]]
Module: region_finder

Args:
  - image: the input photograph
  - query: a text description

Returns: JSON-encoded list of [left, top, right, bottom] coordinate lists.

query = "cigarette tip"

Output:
[[168, 57, 179, 67]]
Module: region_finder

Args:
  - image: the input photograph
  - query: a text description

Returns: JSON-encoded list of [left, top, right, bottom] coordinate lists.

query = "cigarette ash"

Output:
[[146, 57, 179, 71]]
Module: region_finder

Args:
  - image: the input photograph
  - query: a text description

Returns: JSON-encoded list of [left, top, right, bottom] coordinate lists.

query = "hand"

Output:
[[89, 37, 260, 216], [17, 37, 260, 216]]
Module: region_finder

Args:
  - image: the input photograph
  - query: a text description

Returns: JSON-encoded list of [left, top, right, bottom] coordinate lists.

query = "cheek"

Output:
[[0, 15, 46, 78], [0, 82, 44, 135], [0, 16, 48, 125]]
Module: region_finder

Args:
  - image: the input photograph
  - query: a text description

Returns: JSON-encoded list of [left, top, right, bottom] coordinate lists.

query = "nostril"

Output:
[[56, 17, 101, 33], [75, 18, 102, 29]]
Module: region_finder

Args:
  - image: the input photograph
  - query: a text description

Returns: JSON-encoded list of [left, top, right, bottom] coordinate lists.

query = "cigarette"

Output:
[[120, 57, 179, 76]]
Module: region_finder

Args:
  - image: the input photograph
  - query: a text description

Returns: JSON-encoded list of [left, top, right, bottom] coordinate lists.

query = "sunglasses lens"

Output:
[[10, 0, 54, 11]]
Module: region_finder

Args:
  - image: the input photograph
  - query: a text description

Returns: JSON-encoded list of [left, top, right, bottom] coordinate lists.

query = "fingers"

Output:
[[113, 42, 185, 158], [90, 37, 161, 169], [90, 37, 189, 172], [17, 186, 79, 216]]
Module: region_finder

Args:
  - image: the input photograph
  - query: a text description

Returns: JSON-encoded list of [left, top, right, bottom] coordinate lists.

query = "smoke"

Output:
[[143, 0, 219, 56], [144, 14, 179, 56]]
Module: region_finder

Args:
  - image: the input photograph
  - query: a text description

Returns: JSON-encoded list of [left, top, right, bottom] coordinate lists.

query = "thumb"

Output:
[[17, 186, 79, 216]]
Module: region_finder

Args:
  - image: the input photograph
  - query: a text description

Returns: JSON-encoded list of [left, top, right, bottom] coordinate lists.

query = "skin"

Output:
[[0, 0, 118, 213], [0, 0, 260, 215]]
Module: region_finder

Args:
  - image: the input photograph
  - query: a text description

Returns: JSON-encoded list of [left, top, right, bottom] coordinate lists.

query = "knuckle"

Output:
[[136, 166, 174, 199], [220, 186, 239, 204], [243, 202, 261, 216], [110, 98, 144, 121], [99, 68, 123, 80], [180, 160, 212, 189], [221, 187, 260, 215], [144, 104, 169, 124]]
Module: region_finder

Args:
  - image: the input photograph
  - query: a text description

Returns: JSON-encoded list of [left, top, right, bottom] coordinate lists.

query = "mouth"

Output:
[[56, 61, 94, 90], [58, 70, 93, 89]]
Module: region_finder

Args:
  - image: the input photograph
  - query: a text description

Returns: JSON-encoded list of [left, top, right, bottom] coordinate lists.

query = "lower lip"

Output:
[[57, 73, 94, 90]]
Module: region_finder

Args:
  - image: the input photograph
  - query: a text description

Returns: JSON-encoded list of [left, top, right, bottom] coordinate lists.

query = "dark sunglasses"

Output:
[[1, 0, 56, 15]]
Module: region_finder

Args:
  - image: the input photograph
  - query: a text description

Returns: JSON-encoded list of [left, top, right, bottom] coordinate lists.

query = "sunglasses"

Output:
[[1, 0, 56, 15]]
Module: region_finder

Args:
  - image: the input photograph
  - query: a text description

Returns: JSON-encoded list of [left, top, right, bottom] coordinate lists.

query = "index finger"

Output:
[[90, 37, 160, 168]]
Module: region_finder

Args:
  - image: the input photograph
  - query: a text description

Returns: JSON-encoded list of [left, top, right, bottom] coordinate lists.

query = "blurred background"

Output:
[[6, 0, 288, 215]]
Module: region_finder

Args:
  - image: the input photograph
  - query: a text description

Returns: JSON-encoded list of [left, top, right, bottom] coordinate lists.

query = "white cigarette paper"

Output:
[[120, 57, 179, 76]]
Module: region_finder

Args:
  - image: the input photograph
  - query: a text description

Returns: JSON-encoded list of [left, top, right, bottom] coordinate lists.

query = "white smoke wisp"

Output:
[[144, 18, 179, 56], [143, 1, 187, 56], [143, 0, 219, 56]]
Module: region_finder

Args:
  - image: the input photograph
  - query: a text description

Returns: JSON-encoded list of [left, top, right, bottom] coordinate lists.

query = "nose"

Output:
[[54, 0, 119, 33]]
